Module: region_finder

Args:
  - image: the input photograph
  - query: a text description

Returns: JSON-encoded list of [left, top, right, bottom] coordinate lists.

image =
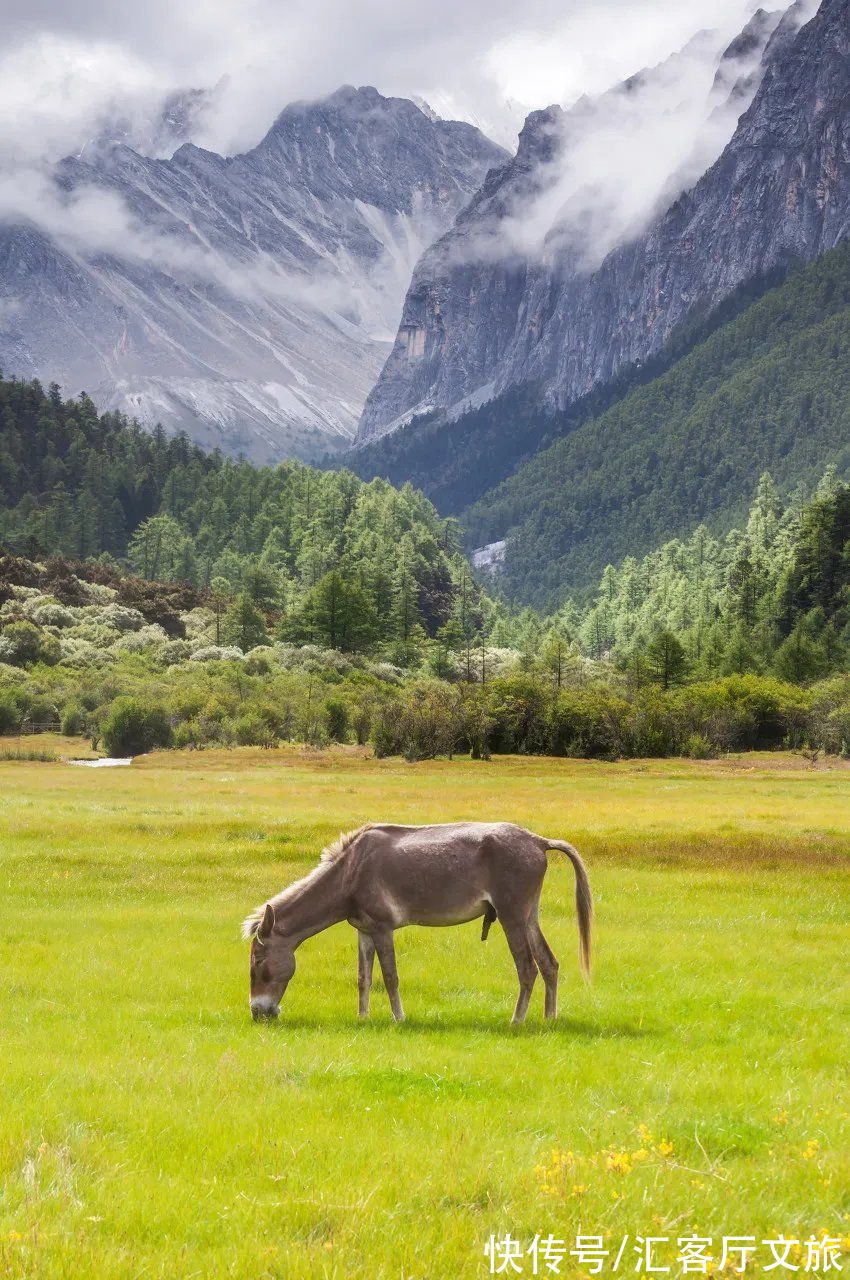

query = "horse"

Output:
[[242, 821, 592, 1025]]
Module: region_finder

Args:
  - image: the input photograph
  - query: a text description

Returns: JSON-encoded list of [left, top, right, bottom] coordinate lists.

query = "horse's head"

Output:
[[243, 903, 296, 1021]]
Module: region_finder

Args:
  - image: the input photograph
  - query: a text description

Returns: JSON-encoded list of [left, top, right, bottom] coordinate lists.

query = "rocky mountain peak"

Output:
[[355, 0, 844, 446]]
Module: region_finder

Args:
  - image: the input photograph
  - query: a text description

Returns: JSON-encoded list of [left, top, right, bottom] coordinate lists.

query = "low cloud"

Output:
[[0, 0, 770, 163], [0, 168, 358, 318], [0, 0, 817, 336], [442, 1, 818, 273]]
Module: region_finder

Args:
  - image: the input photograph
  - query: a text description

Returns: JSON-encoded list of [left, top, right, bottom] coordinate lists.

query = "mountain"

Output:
[[356, 0, 837, 443], [0, 87, 504, 463], [461, 241, 850, 607]]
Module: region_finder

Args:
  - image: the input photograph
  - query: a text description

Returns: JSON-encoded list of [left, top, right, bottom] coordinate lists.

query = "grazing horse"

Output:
[[242, 822, 592, 1025]]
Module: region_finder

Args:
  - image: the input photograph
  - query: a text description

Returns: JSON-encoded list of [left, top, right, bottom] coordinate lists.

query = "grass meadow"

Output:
[[0, 742, 848, 1278]]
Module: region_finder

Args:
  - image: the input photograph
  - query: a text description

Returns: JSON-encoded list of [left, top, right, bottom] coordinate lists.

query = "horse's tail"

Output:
[[540, 837, 593, 981]]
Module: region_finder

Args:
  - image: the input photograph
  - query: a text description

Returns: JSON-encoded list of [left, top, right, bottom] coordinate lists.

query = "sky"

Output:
[[0, 0, 766, 161]]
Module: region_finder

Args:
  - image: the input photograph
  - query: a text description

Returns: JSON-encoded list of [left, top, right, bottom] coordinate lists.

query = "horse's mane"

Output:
[[241, 824, 374, 939]]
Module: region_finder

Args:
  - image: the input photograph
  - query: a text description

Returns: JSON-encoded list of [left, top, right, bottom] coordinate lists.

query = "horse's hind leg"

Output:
[[357, 932, 376, 1019], [373, 928, 405, 1023], [528, 911, 559, 1019], [500, 917, 539, 1025]]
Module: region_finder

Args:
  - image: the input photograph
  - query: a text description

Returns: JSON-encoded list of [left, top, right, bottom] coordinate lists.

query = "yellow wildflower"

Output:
[[606, 1149, 633, 1175]]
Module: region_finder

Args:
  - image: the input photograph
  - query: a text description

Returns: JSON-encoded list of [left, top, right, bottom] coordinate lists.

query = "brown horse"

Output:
[[242, 822, 592, 1024]]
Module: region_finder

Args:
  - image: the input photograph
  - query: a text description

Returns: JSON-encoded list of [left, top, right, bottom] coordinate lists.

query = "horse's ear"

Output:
[[258, 903, 275, 940]]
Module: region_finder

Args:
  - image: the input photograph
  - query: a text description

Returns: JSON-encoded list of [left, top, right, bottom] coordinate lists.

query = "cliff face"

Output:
[[357, 0, 848, 444], [0, 87, 504, 462]]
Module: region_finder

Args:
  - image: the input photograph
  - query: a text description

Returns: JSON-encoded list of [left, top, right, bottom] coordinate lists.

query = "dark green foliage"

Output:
[[0, 380, 215, 559], [464, 243, 850, 605], [0, 372, 479, 659], [101, 698, 173, 757], [348, 385, 557, 513], [324, 698, 350, 743], [225, 594, 269, 652], [59, 701, 88, 737], [0, 691, 19, 733], [285, 571, 378, 652], [232, 713, 277, 748], [564, 472, 850, 686], [644, 631, 690, 690]]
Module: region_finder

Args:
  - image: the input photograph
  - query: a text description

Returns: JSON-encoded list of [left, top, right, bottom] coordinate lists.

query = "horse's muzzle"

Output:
[[250, 998, 280, 1021]]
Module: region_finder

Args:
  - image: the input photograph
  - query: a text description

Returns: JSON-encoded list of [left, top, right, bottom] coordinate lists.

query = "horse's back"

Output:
[[345, 821, 544, 928]]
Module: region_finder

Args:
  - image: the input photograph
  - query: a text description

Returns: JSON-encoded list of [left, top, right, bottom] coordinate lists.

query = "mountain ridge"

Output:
[[0, 86, 505, 462], [356, 0, 833, 443]]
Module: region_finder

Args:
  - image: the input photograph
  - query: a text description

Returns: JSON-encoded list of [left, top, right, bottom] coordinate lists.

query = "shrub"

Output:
[[324, 698, 350, 743], [101, 698, 173, 757], [683, 732, 715, 760], [0, 621, 60, 667], [550, 687, 631, 759], [233, 713, 277, 748], [60, 701, 88, 737], [189, 645, 244, 663], [99, 604, 146, 633], [23, 598, 76, 628], [244, 646, 276, 675], [0, 747, 59, 762], [0, 691, 20, 733]]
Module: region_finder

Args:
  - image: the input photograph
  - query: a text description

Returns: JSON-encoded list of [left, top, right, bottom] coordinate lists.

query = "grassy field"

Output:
[[1, 742, 848, 1279]]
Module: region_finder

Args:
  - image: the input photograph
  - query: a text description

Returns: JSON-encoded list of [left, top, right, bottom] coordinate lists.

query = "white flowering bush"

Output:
[[23, 598, 77, 629], [113, 624, 170, 654], [64, 620, 122, 648], [98, 604, 146, 633], [58, 636, 110, 668], [276, 643, 352, 674], [369, 660, 405, 683], [181, 607, 216, 641], [161, 639, 192, 665], [189, 645, 245, 663], [76, 579, 117, 604]]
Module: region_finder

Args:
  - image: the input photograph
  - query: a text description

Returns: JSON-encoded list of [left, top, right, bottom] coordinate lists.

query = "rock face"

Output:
[[0, 87, 504, 462], [357, 0, 847, 444]]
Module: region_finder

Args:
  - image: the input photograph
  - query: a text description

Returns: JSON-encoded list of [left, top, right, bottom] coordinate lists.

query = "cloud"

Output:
[[0, 0, 770, 163], [437, 3, 817, 272], [496, 26, 770, 268], [0, 0, 808, 337], [0, 167, 359, 319]]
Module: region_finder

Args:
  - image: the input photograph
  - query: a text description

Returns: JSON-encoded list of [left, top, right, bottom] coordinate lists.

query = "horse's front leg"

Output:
[[357, 932, 376, 1019], [372, 928, 405, 1023]]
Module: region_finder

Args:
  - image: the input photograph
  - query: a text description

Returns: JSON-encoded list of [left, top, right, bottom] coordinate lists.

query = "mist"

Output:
[[0, 0, 768, 166]]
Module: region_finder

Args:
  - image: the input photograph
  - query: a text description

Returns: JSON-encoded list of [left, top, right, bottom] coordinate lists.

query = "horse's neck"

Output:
[[275, 861, 348, 946]]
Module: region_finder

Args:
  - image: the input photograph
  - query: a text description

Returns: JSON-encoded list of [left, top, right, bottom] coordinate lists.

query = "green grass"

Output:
[[1, 745, 848, 1278]]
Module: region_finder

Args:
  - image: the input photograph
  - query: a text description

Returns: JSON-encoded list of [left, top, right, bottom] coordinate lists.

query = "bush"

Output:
[[550, 687, 631, 759], [682, 732, 715, 760], [233, 713, 277, 748], [0, 691, 20, 733], [101, 698, 173, 756], [189, 645, 244, 663], [0, 620, 60, 667], [60, 701, 88, 737], [324, 699, 350, 743], [24, 598, 76, 628]]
